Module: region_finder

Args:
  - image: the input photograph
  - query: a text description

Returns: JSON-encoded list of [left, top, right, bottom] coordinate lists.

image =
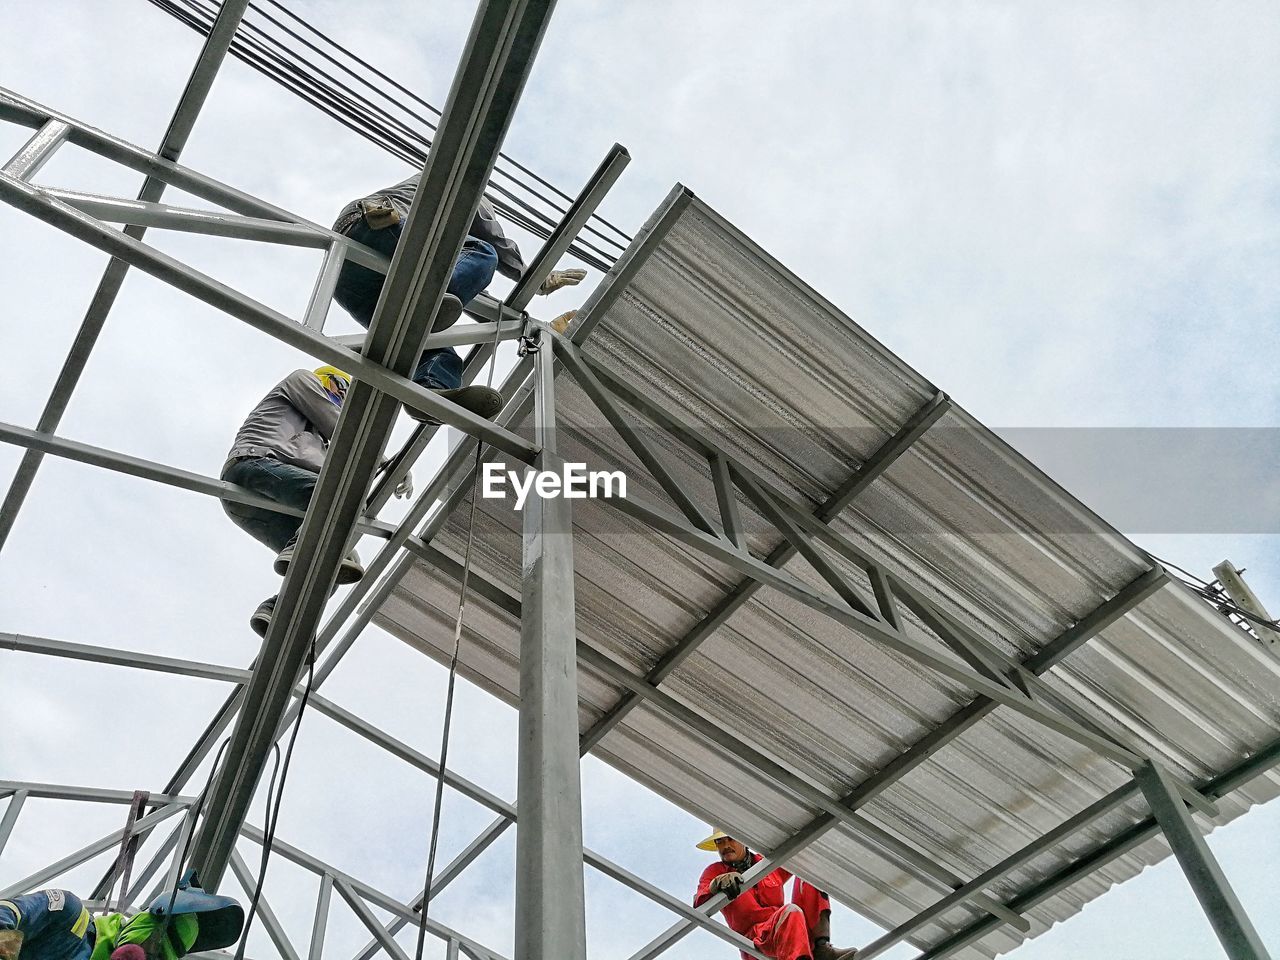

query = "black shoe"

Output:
[[407, 385, 504, 425], [250, 596, 276, 638], [430, 293, 464, 332], [274, 543, 365, 584]]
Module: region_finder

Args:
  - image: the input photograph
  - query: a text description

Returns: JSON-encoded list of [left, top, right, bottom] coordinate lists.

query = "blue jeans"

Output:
[[221, 456, 318, 553], [333, 219, 498, 390]]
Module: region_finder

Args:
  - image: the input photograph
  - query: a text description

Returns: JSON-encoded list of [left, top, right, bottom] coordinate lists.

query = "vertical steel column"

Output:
[[1135, 762, 1272, 960], [514, 334, 586, 960]]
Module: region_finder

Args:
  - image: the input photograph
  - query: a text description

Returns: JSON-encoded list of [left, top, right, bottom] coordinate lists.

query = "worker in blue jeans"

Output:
[[221, 366, 411, 636], [332, 173, 585, 423]]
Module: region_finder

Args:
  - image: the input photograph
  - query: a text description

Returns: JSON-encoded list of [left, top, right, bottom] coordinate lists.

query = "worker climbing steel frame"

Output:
[[0, 3, 1277, 960]]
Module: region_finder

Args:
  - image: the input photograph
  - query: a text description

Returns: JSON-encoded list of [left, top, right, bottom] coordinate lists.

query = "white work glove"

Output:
[[394, 468, 414, 500], [708, 871, 744, 899], [549, 309, 577, 334], [538, 268, 586, 296]]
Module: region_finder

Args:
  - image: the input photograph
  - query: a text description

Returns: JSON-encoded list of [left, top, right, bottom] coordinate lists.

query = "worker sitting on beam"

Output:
[[220, 365, 412, 636], [331, 173, 585, 423], [0, 874, 243, 960], [695, 829, 857, 960]]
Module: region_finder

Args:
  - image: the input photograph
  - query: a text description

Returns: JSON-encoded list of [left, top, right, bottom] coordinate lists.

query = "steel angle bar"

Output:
[[333, 319, 527, 354], [228, 850, 303, 960], [577, 390, 952, 755], [189, 0, 558, 889], [0, 789, 28, 859], [0, 0, 249, 553], [728, 464, 879, 619], [3, 119, 69, 179], [238, 824, 506, 960], [347, 820, 511, 960], [733, 482, 1217, 813], [0, 178, 537, 460], [624, 568, 1170, 956], [333, 880, 412, 960], [303, 243, 345, 331], [1135, 763, 1271, 960], [0, 781, 196, 807], [553, 336, 718, 533], [709, 453, 745, 548], [407, 543, 1021, 938], [0, 803, 185, 899], [590, 487, 1145, 768], [0, 421, 398, 540], [913, 735, 1280, 960], [308, 874, 333, 960], [562, 183, 694, 345], [504, 143, 630, 310], [44, 189, 332, 247]]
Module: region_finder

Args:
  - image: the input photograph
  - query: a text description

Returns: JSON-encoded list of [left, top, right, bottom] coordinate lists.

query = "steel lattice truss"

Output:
[[2, 3, 1277, 960]]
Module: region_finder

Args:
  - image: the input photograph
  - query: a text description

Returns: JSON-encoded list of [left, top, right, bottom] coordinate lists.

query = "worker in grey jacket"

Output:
[[220, 366, 410, 636], [332, 173, 584, 424]]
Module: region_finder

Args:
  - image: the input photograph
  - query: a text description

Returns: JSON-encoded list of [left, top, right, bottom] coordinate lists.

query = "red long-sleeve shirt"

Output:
[[694, 854, 794, 942]]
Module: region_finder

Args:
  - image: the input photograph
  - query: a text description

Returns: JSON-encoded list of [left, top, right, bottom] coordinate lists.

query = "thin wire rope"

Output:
[[411, 319, 506, 960], [233, 627, 322, 960], [412, 444, 488, 960]]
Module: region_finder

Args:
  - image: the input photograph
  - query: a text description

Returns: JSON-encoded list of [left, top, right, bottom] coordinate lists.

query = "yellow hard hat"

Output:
[[696, 828, 730, 851], [314, 365, 351, 400]]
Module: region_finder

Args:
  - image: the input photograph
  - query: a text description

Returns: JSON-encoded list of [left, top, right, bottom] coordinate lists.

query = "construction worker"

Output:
[[694, 829, 857, 960], [220, 366, 411, 636], [0, 874, 244, 960], [332, 172, 585, 423]]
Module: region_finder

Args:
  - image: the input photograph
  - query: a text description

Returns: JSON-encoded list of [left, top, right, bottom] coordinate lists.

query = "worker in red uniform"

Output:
[[694, 829, 857, 960]]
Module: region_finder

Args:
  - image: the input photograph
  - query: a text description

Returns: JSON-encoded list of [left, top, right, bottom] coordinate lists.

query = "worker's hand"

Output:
[[549, 310, 577, 334], [394, 468, 414, 500], [708, 871, 744, 899], [538, 268, 587, 296], [0, 929, 25, 960]]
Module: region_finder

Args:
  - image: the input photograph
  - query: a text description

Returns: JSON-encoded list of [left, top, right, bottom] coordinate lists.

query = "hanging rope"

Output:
[[410, 316, 509, 959]]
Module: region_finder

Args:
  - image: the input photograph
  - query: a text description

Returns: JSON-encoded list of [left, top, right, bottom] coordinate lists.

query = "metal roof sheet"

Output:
[[374, 189, 1280, 958]]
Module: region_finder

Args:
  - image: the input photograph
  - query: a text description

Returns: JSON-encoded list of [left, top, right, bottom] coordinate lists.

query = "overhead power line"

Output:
[[145, 0, 632, 272]]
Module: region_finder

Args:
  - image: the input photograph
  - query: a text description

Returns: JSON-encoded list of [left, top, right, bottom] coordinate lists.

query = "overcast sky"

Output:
[[2, 2, 1279, 959]]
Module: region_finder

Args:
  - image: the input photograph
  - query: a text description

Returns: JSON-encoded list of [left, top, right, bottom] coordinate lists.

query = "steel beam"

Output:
[[45, 189, 332, 246], [912, 735, 1280, 960], [0, 423, 397, 540], [3, 119, 69, 179], [0, 176, 538, 459], [552, 336, 718, 534], [1135, 762, 1271, 960], [229, 850, 303, 960], [0, 803, 185, 899], [187, 0, 558, 890], [504, 143, 630, 310], [237, 822, 505, 960], [577, 390, 952, 755], [308, 874, 333, 960], [0, 789, 28, 860], [0, 0, 249, 552], [515, 335, 587, 960]]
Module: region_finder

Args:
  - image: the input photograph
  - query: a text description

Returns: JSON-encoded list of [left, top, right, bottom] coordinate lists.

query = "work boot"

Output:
[[813, 940, 857, 960], [407, 385, 504, 425], [430, 293, 464, 332], [274, 542, 365, 584], [249, 595, 277, 639]]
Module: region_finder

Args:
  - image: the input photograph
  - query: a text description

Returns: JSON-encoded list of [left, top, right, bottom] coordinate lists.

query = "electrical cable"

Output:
[[143, 0, 630, 269]]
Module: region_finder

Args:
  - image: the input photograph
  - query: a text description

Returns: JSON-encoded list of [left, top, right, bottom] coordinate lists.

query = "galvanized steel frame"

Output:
[[1, 5, 1274, 959]]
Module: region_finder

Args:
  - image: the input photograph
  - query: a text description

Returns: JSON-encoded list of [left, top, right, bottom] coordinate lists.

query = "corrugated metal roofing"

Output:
[[374, 188, 1280, 958]]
